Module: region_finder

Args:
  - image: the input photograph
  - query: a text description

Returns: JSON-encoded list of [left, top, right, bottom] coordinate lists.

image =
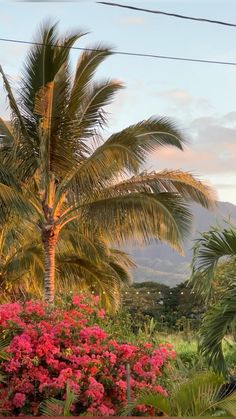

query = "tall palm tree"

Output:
[[0, 22, 214, 303], [190, 225, 236, 375]]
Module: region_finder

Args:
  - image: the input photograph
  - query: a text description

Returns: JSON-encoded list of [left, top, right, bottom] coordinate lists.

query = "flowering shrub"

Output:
[[0, 295, 175, 416]]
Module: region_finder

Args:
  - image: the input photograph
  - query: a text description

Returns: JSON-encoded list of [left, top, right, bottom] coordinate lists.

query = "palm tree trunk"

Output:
[[42, 227, 58, 303]]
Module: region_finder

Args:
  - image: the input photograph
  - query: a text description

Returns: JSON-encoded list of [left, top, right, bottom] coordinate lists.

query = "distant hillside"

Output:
[[128, 201, 236, 286]]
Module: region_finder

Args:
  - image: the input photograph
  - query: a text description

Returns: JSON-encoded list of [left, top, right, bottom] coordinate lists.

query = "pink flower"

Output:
[[154, 384, 168, 396], [97, 308, 105, 319], [116, 380, 127, 390], [84, 377, 104, 403], [79, 326, 107, 341], [98, 404, 115, 415], [72, 295, 83, 306], [0, 295, 174, 416], [10, 333, 33, 355], [135, 404, 148, 413], [12, 393, 26, 408], [24, 301, 45, 316]]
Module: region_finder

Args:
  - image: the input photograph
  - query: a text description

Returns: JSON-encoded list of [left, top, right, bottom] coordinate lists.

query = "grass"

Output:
[[158, 332, 236, 375]]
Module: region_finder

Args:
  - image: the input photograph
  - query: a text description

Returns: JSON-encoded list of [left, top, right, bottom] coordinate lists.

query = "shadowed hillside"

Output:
[[129, 201, 236, 286]]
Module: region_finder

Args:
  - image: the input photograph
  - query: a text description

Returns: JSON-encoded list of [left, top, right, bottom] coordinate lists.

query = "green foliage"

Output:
[[190, 224, 236, 375], [123, 372, 236, 416], [40, 384, 77, 416], [122, 281, 203, 333], [0, 215, 134, 311], [190, 225, 236, 302], [0, 333, 10, 385], [0, 21, 214, 302]]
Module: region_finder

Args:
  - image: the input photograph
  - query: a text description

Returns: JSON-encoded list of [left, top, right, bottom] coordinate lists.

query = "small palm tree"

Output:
[[190, 225, 236, 375], [0, 22, 214, 303], [124, 372, 236, 416]]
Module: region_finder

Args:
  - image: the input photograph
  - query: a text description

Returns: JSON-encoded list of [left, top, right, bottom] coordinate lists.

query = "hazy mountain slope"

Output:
[[128, 201, 236, 286]]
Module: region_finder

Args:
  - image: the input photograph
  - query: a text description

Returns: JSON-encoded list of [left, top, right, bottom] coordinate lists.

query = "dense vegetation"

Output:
[[1, 20, 236, 416], [0, 22, 213, 305]]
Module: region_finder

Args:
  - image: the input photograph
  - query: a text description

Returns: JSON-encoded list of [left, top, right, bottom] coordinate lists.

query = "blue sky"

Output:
[[0, 0, 236, 203]]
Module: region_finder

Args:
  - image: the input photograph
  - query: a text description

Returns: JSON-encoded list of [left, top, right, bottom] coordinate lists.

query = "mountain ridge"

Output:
[[129, 200, 236, 286]]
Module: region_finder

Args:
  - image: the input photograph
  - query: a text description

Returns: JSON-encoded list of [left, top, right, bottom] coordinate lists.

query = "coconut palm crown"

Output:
[[0, 23, 214, 303]]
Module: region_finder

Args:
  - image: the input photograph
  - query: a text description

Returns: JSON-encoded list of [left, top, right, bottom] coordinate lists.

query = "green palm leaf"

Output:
[[67, 46, 112, 119], [40, 384, 78, 416], [190, 226, 236, 301], [129, 372, 236, 416]]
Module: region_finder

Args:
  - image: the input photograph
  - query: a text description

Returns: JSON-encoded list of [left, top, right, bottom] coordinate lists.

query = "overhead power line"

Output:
[[0, 36, 236, 67], [97, 1, 236, 28]]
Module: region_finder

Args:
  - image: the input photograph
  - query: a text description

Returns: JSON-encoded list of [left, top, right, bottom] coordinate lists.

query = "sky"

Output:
[[0, 0, 236, 203]]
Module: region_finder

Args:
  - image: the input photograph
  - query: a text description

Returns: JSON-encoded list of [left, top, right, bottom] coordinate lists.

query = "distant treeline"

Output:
[[122, 281, 205, 331]]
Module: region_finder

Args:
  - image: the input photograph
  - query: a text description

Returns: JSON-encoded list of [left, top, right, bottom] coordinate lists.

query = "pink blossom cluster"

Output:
[[0, 295, 175, 416]]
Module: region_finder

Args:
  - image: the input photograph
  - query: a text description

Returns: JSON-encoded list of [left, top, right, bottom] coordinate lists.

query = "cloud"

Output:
[[158, 89, 193, 106], [118, 16, 145, 26], [148, 110, 236, 203], [215, 184, 236, 189], [157, 88, 214, 119]]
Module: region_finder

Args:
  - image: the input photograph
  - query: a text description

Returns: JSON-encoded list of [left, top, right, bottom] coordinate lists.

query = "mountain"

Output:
[[128, 201, 236, 287]]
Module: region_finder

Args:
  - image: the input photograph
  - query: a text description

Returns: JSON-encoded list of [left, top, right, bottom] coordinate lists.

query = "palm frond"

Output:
[[199, 288, 236, 376], [215, 392, 236, 416], [0, 334, 10, 361], [130, 372, 236, 416], [0, 66, 28, 138], [104, 170, 214, 209], [73, 192, 192, 251], [40, 384, 77, 416], [0, 183, 35, 220], [67, 46, 112, 119], [57, 255, 123, 312], [133, 391, 171, 416], [21, 22, 85, 114], [56, 118, 187, 205], [77, 79, 124, 136], [0, 118, 15, 152], [190, 226, 236, 301]]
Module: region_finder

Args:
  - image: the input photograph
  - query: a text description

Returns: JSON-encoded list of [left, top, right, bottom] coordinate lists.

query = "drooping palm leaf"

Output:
[[126, 372, 236, 416], [40, 383, 78, 416], [190, 226, 236, 301], [198, 288, 236, 376]]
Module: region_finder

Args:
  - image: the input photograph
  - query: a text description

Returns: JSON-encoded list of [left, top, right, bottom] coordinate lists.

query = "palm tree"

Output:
[[0, 214, 133, 311], [123, 372, 236, 416], [0, 22, 214, 303], [190, 225, 236, 375]]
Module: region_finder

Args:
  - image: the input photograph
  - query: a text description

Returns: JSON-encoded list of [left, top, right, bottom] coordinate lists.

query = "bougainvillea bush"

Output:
[[0, 295, 175, 416]]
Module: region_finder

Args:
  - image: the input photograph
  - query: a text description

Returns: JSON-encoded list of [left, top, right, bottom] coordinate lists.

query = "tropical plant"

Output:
[[0, 22, 214, 303], [124, 372, 236, 416], [0, 211, 44, 302], [0, 333, 10, 385], [40, 384, 77, 416], [0, 214, 133, 311], [190, 225, 236, 375], [0, 295, 175, 415]]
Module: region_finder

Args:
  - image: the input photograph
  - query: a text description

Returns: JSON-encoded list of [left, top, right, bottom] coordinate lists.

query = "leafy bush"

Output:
[[0, 295, 175, 416]]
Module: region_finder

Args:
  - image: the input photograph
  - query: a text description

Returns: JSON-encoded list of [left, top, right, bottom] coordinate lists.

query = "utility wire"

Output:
[[97, 1, 236, 28], [0, 36, 236, 67]]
